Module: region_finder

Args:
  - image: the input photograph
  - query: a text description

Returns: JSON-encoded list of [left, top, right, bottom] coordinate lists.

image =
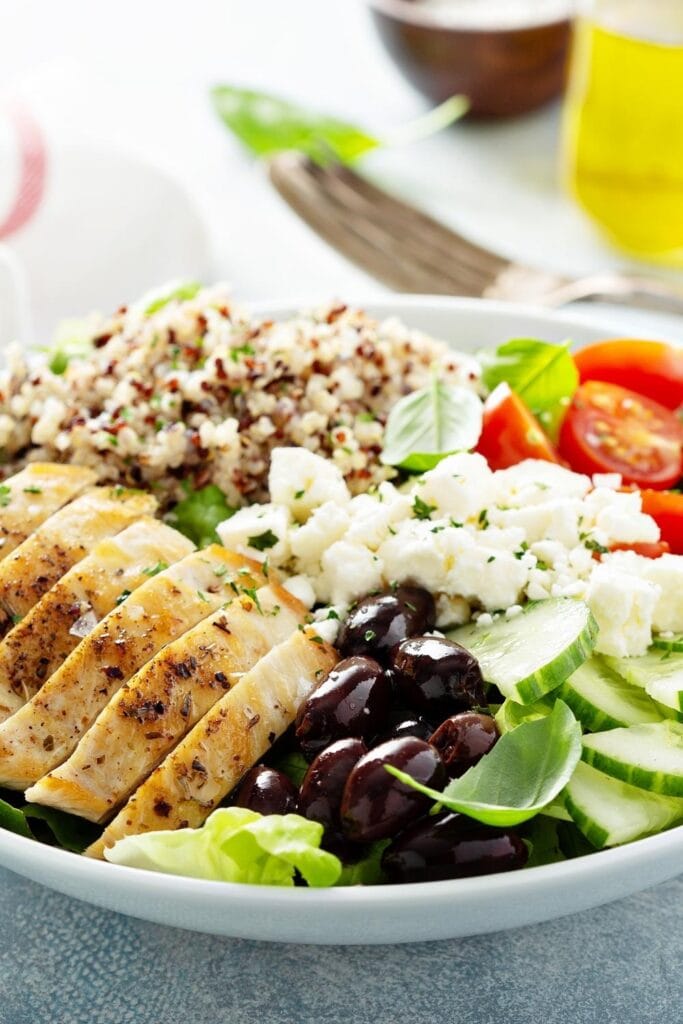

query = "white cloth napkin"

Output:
[[0, 75, 211, 347]]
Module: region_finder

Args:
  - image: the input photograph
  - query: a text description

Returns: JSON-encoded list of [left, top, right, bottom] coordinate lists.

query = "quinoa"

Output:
[[0, 285, 480, 508]]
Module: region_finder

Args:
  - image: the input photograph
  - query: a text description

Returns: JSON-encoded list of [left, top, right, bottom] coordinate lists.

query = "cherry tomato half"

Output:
[[639, 489, 683, 554], [575, 339, 683, 410], [559, 381, 683, 489], [477, 384, 560, 471]]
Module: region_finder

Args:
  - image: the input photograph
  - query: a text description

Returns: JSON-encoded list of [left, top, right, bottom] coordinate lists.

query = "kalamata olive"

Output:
[[392, 636, 486, 717], [295, 656, 391, 758], [337, 586, 436, 661], [381, 813, 528, 883], [379, 707, 435, 744], [340, 736, 445, 842], [234, 764, 298, 816], [429, 713, 499, 777], [298, 738, 367, 829]]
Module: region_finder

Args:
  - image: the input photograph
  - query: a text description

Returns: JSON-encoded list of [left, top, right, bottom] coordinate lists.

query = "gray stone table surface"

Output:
[[0, 867, 680, 1024]]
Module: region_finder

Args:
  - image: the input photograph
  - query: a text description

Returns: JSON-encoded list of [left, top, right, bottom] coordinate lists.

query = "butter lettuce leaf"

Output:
[[168, 484, 235, 548], [105, 807, 342, 887]]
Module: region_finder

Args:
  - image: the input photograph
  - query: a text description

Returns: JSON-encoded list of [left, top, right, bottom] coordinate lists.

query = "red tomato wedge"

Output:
[[638, 489, 683, 554], [477, 384, 560, 470], [575, 339, 683, 410], [559, 381, 683, 489]]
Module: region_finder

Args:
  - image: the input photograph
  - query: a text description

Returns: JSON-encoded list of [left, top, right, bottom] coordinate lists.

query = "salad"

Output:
[[0, 291, 681, 890]]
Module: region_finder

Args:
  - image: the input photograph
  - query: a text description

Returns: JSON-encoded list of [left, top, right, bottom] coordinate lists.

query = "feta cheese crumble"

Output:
[[216, 449, 680, 657]]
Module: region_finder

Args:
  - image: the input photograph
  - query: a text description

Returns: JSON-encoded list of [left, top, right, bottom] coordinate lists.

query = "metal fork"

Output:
[[268, 153, 683, 315]]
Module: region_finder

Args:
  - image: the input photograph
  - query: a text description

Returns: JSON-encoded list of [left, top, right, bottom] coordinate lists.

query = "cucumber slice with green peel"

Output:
[[449, 599, 598, 705], [494, 695, 553, 734], [560, 657, 664, 732], [604, 650, 683, 713], [581, 721, 683, 796], [652, 633, 683, 653], [565, 761, 683, 848]]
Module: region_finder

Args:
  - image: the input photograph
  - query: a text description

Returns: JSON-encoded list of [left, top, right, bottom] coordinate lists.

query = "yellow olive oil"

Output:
[[562, 1, 683, 264]]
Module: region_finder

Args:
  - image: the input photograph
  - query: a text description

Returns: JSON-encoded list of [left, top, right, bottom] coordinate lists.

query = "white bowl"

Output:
[[0, 296, 680, 944]]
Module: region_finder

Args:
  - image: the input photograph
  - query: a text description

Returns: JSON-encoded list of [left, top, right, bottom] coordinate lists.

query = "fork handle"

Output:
[[542, 273, 683, 316]]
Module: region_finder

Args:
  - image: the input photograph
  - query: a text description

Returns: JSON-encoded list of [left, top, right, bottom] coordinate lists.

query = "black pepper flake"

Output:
[[214, 671, 229, 687], [191, 757, 207, 774], [153, 798, 172, 818], [180, 693, 192, 718], [42, 734, 54, 751], [103, 665, 124, 680]]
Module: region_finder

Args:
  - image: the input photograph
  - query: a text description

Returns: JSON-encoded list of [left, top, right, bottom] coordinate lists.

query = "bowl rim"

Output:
[[366, 0, 573, 34]]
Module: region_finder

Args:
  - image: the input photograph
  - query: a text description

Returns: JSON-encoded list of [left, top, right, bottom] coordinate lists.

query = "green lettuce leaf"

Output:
[[387, 700, 582, 827], [0, 795, 99, 852], [168, 484, 235, 547], [211, 85, 467, 164], [105, 807, 342, 887], [479, 338, 578, 436], [337, 841, 389, 886]]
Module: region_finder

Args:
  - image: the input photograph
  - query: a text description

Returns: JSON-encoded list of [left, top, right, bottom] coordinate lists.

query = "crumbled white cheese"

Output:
[[269, 447, 350, 521], [216, 503, 291, 564], [587, 564, 660, 658]]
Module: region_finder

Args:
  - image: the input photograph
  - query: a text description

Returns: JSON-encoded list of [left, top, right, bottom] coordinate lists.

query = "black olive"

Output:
[[295, 656, 391, 759], [298, 737, 367, 830], [340, 736, 445, 842], [233, 764, 298, 816], [378, 705, 435, 744], [392, 635, 486, 717], [382, 813, 528, 883], [337, 586, 436, 662], [429, 713, 499, 777]]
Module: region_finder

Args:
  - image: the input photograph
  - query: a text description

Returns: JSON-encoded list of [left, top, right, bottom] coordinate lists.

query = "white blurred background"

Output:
[[0, 0, 676, 340]]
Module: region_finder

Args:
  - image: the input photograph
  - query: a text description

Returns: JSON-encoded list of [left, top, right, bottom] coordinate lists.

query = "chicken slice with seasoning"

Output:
[[0, 518, 194, 721], [0, 463, 96, 561], [87, 628, 337, 858], [0, 486, 157, 635], [0, 546, 265, 789], [28, 582, 306, 821]]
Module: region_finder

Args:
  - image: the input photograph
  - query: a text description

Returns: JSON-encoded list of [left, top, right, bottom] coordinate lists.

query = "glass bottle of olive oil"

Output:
[[562, 0, 683, 265]]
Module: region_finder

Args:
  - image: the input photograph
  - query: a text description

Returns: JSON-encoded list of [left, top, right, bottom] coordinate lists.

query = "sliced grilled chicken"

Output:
[[28, 582, 305, 821], [87, 628, 336, 859], [0, 546, 265, 789], [0, 486, 157, 633], [0, 518, 194, 721], [0, 463, 96, 562]]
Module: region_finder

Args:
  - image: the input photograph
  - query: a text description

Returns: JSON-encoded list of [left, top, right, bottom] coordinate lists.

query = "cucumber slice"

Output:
[[582, 721, 683, 796], [449, 599, 598, 705], [652, 633, 683, 653], [494, 695, 553, 734], [565, 761, 683, 848], [560, 657, 664, 732], [604, 650, 683, 713]]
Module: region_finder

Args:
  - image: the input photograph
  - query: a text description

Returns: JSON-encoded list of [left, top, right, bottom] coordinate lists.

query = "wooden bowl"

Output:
[[368, 0, 573, 119]]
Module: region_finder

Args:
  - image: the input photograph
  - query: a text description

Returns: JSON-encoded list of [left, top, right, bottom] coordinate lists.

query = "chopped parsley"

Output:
[[229, 343, 255, 363], [22, 486, 42, 495], [241, 586, 263, 613], [364, 629, 377, 643], [478, 508, 489, 528], [294, 489, 306, 500], [115, 589, 131, 606], [247, 529, 279, 552], [142, 560, 169, 577], [412, 495, 436, 521]]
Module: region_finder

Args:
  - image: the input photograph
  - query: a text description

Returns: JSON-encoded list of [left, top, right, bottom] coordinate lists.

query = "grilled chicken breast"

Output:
[[28, 582, 305, 821], [0, 463, 96, 562], [87, 628, 336, 858], [0, 486, 157, 633], [0, 518, 194, 721], [0, 546, 265, 789]]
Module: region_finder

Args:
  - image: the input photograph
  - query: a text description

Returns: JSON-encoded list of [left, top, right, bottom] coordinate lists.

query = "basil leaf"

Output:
[[168, 484, 235, 548], [480, 338, 578, 435], [270, 749, 309, 789], [211, 86, 467, 164], [387, 700, 582, 827], [381, 378, 482, 472]]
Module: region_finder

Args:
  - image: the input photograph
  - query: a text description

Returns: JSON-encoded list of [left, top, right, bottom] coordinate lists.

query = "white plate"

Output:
[[0, 296, 680, 944]]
